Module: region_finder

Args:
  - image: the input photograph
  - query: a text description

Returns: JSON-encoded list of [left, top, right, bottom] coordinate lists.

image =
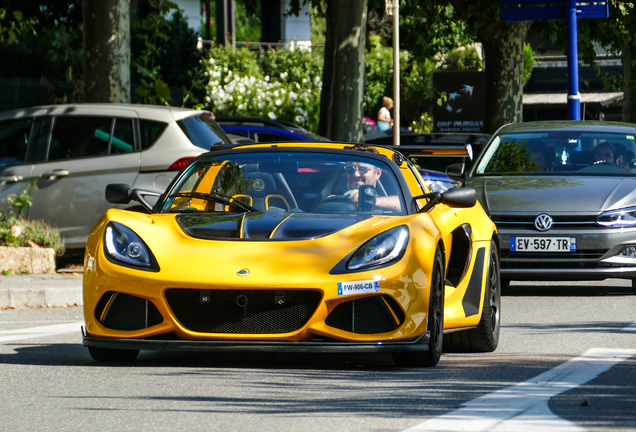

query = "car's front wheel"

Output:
[[443, 239, 501, 352], [393, 247, 444, 367], [88, 347, 139, 362]]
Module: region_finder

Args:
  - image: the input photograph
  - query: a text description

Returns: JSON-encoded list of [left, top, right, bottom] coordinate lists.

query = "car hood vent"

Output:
[[176, 211, 370, 240]]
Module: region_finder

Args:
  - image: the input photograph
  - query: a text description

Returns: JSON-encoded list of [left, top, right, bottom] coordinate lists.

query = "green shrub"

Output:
[[0, 183, 64, 256], [201, 45, 323, 132]]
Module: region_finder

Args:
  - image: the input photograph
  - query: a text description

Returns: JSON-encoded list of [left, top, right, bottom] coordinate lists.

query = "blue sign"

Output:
[[501, 1, 608, 21]]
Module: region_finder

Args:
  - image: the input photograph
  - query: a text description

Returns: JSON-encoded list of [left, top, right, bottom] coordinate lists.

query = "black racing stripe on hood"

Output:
[[243, 210, 291, 239], [177, 212, 370, 240], [271, 213, 370, 240]]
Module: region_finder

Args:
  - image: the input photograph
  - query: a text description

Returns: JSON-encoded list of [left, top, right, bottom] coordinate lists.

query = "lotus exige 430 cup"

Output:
[[82, 142, 500, 367]]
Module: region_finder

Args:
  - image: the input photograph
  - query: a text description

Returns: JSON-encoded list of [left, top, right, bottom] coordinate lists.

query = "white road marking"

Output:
[[623, 322, 636, 332], [0, 322, 83, 343], [403, 348, 636, 432]]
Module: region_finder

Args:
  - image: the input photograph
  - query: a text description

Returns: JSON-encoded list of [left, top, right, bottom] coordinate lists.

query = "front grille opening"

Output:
[[165, 289, 322, 334], [95, 291, 163, 331], [325, 295, 404, 334]]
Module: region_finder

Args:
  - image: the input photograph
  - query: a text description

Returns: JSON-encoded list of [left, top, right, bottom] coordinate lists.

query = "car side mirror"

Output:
[[105, 184, 132, 204], [441, 187, 477, 208], [105, 183, 161, 212], [446, 163, 465, 181], [415, 187, 477, 213]]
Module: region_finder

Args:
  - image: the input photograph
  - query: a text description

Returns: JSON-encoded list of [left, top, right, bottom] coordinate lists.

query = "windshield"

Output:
[[475, 131, 636, 176], [177, 114, 232, 149], [161, 151, 406, 215]]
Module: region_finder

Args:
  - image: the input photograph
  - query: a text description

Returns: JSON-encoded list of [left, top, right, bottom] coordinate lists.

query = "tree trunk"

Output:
[[479, 21, 530, 133], [82, 0, 131, 103], [449, 0, 530, 134], [318, 0, 368, 142], [622, 12, 636, 123]]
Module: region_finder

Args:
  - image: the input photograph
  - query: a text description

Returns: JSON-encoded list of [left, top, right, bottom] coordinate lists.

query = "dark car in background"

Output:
[[366, 132, 490, 192], [216, 116, 329, 143], [0, 103, 232, 251], [463, 121, 636, 293]]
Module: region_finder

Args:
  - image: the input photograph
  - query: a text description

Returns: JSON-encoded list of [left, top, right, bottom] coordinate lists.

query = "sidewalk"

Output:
[[0, 272, 83, 309]]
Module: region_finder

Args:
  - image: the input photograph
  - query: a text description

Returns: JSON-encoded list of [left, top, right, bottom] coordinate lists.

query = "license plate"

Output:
[[510, 237, 577, 252]]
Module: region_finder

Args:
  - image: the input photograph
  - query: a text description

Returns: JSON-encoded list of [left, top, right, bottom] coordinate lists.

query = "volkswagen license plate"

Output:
[[510, 237, 577, 252]]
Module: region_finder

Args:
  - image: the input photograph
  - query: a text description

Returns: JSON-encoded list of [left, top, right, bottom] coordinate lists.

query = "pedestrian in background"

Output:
[[377, 96, 394, 132]]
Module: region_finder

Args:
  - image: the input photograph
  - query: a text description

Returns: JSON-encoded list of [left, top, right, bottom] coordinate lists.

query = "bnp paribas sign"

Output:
[[433, 70, 486, 133]]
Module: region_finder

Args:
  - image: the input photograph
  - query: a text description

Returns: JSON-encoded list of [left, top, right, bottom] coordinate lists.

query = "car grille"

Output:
[[95, 292, 164, 331], [491, 215, 597, 230], [501, 250, 606, 269], [325, 295, 405, 334], [165, 289, 322, 334]]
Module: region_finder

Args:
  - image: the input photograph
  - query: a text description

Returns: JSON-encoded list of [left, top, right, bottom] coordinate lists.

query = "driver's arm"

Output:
[[345, 189, 401, 211]]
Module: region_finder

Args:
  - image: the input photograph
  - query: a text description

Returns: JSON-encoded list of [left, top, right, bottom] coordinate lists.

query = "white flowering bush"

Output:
[[201, 46, 323, 132]]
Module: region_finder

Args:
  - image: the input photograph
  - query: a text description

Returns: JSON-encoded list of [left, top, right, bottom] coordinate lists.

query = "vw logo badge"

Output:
[[236, 268, 250, 277], [534, 214, 553, 231]]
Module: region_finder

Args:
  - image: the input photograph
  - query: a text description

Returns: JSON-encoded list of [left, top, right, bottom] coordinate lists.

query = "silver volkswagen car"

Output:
[[463, 121, 636, 293], [0, 103, 232, 251]]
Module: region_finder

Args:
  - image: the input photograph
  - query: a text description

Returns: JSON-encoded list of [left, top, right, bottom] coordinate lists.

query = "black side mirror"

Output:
[[105, 184, 132, 204], [105, 184, 161, 212], [415, 187, 477, 213], [440, 187, 477, 208], [446, 162, 465, 181]]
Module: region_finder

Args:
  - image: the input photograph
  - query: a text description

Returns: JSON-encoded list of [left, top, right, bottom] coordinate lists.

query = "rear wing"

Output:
[[367, 132, 490, 158], [369, 133, 491, 172], [385, 144, 474, 159]]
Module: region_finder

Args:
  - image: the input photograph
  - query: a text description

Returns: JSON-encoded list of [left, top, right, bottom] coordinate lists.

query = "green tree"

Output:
[[0, 7, 38, 45], [318, 0, 368, 141], [448, 0, 531, 133], [82, 0, 131, 103]]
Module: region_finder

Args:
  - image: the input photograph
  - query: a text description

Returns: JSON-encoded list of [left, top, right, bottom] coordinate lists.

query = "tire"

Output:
[[443, 239, 501, 353], [631, 279, 636, 295], [393, 247, 444, 367], [88, 346, 139, 362]]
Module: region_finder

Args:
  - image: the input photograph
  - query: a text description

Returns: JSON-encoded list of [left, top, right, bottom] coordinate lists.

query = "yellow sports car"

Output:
[[82, 142, 500, 367]]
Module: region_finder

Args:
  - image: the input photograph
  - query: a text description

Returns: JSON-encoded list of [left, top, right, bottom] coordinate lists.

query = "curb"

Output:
[[0, 274, 83, 309]]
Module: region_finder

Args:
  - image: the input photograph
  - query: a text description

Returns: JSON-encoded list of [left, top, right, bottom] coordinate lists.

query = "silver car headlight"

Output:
[[597, 207, 636, 227], [104, 222, 158, 270], [347, 226, 409, 270]]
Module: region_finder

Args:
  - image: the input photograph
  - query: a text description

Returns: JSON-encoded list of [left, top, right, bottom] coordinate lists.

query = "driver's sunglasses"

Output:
[[345, 165, 372, 175]]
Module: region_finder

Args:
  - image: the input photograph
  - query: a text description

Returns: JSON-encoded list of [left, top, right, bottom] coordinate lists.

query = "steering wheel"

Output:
[[313, 195, 357, 213]]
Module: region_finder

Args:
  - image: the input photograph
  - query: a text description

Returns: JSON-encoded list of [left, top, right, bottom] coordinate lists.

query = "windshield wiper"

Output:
[[167, 192, 258, 212]]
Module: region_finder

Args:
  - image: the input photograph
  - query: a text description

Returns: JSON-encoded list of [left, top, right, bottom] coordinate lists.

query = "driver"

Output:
[[594, 142, 618, 165], [342, 148, 401, 211]]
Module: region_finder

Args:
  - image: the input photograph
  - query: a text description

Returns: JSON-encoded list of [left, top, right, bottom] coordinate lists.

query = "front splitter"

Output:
[[82, 331, 430, 354]]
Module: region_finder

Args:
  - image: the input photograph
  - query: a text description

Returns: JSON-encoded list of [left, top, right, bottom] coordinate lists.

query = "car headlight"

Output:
[[597, 207, 636, 227], [347, 226, 409, 270], [104, 222, 158, 270]]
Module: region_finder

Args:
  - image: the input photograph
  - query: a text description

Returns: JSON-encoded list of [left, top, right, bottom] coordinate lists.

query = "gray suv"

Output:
[[0, 103, 232, 250]]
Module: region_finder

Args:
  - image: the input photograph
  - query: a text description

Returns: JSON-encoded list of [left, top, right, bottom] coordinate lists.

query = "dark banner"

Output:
[[433, 71, 486, 133]]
